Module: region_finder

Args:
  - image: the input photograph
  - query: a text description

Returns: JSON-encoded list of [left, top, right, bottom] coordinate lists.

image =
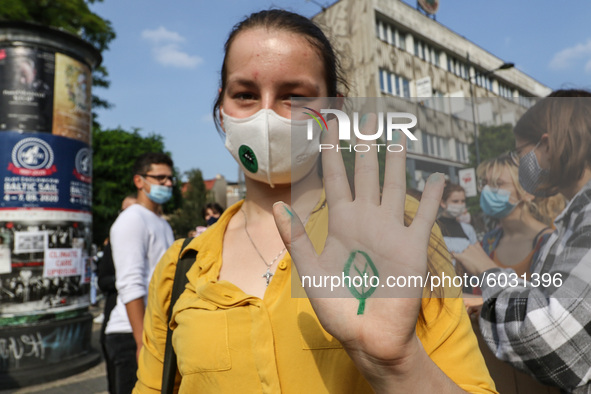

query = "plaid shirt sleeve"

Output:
[[478, 183, 591, 392]]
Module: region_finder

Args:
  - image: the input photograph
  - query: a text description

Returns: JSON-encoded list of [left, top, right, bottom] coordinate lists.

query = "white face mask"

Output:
[[222, 108, 321, 188], [445, 203, 465, 218]]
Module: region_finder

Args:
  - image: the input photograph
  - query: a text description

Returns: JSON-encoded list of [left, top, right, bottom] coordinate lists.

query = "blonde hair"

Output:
[[477, 153, 565, 225]]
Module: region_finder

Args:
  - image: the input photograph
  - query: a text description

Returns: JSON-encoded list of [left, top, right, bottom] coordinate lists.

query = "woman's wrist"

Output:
[[350, 336, 465, 393], [349, 336, 425, 393]]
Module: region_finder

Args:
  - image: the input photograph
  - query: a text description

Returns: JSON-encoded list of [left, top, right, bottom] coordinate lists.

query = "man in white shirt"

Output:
[[104, 152, 175, 394]]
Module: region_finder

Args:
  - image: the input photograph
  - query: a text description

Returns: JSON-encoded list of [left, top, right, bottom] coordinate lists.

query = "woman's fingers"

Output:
[[410, 173, 445, 247], [321, 118, 352, 207], [353, 113, 380, 205], [272, 201, 318, 274], [381, 130, 408, 222]]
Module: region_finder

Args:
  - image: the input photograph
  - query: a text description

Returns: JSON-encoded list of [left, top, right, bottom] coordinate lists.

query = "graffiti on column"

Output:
[[0, 318, 90, 370]]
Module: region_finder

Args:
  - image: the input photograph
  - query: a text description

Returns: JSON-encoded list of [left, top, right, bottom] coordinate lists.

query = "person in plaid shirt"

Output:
[[455, 90, 591, 393]]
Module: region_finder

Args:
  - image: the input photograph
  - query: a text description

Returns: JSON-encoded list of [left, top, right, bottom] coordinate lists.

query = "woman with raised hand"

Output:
[[458, 90, 591, 392], [134, 9, 495, 393]]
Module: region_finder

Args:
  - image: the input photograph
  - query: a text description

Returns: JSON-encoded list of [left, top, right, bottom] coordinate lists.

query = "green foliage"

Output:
[[168, 169, 208, 238], [92, 127, 180, 244], [0, 0, 116, 116], [469, 123, 515, 168]]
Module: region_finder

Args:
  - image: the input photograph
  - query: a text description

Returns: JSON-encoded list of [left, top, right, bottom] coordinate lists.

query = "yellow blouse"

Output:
[[134, 196, 497, 393]]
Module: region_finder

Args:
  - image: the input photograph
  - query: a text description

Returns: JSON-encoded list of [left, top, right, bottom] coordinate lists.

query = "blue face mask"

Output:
[[480, 185, 517, 219], [143, 178, 172, 204]]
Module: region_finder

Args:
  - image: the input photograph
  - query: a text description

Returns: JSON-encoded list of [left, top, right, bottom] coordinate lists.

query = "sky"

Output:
[[90, 0, 591, 182]]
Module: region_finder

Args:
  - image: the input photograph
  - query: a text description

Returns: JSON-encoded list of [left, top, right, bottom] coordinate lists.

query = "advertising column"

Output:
[[0, 22, 101, 388]]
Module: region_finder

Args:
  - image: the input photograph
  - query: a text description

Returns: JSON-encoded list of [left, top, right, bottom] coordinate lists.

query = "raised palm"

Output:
[[273, 115, 445, 370]]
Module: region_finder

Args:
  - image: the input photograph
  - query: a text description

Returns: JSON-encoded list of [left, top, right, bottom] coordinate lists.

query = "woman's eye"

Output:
[[288, 95, 314, 108], [235, 93, 256, 101]]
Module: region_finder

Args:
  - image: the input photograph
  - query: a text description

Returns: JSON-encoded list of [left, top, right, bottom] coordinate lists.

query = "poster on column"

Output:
[[0, 46, 55, 133], [0, 131, 92, 212], [0, 245, 11, 274], [43, 248, 82, 278], [0, 212, 91, 314], [52, 53, 92, 144], [14, 230, 47, 254]]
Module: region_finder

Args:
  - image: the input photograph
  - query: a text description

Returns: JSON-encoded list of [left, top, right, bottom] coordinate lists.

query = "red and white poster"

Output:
[[43, 248, 82, 278], [459, 168, 477, 197]]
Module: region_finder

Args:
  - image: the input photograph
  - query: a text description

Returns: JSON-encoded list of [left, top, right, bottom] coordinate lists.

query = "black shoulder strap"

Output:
[[162, 237, 197, 394]]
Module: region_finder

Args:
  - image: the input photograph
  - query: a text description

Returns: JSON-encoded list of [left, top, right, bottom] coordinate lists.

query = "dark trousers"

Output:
[[100, 292, 118, 393], [104, 332, 138, 394]]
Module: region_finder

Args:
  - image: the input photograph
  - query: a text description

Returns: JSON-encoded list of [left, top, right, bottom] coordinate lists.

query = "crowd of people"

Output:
[[91, 8, 591, 394]]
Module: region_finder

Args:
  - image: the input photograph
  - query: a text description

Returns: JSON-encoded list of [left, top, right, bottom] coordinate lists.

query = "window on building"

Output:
[[422, 133, 452, 159], [498, 83, 514, 100], [379, 68, 410, 98], [398, 32, 406, 50], [376, 18, 408, 52], [518, 94, 533, 108], [386, 24, 393, 45], [377, 20, 386, 41], [453, 141, 470, 163], [414, 38, 440, 67], [455, 142, 464, 162], [401, 77, 410, 97]]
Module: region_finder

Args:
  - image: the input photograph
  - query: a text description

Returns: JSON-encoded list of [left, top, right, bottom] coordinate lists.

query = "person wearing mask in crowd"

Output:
[[105, 153, 175, 394], [475, 153, 560, 276], [195, 202, 225, 236], [437, 182, 479, 294], [438, 182, 478, 256], [456, 153, 561, 315], [97, 194, 137, 394], [203, 202, 224, 226], [134, 10, 496, 393], [456, 90, 591, 392]]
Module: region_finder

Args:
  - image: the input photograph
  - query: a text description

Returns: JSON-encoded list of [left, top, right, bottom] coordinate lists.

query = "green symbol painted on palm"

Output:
[[343, 250, 379, 315]]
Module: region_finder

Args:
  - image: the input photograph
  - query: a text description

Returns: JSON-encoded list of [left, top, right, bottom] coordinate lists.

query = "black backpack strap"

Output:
[[162, 237, 197, 394]]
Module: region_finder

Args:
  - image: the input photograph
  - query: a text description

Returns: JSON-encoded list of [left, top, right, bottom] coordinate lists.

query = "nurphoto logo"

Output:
[[303, 107, 417, 153]]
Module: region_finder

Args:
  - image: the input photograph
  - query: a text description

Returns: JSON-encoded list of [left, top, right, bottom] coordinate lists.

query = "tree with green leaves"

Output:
[[469, 123, 515, 168], [0, 0, 116, 116], [1, 1, 183, 243], [92, 127, 181, 244], [168, 169, 208, 238]]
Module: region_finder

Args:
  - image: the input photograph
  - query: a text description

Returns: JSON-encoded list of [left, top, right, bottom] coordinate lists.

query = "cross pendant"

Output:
[[262, 268, 273, 286]]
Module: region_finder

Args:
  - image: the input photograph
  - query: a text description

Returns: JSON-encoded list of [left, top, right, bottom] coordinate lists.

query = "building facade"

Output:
[[313, 0, 551, 188]]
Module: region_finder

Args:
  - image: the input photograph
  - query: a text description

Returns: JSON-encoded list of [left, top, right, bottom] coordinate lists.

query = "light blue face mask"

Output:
[[480, 185, 517, 219], [142, 178, 172, 204]]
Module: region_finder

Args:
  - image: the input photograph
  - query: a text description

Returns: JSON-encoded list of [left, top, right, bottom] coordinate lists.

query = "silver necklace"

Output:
[[241, 208, 286, 286]]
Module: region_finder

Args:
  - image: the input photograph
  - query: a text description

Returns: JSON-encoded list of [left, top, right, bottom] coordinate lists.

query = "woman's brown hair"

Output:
[[441, 182, 465, 204], [513, 89, 591, 194], [212, 9, 349, 133]]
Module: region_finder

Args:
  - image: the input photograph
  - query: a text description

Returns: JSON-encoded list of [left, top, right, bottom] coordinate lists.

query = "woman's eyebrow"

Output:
[[227, 78, 320, 92], [226, 78, 257, 89]]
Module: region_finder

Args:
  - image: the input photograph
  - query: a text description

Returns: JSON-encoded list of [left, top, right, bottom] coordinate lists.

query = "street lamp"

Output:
[[466, 53, 514, 167]]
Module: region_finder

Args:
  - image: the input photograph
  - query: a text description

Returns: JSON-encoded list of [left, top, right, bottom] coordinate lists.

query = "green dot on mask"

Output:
[[239, 145, 258, 173]]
